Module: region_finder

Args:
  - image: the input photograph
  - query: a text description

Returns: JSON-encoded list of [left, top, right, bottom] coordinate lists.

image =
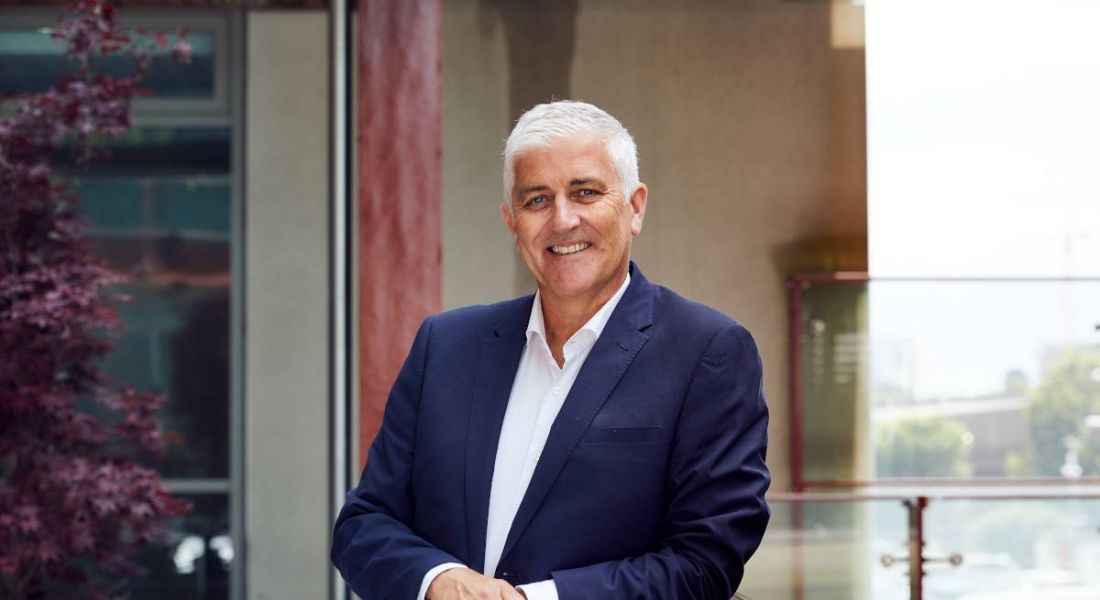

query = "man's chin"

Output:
[[539, 274, 612, 304]]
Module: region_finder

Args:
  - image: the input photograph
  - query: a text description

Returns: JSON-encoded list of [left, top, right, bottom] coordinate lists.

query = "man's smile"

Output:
[[548, 242, 592, 255]]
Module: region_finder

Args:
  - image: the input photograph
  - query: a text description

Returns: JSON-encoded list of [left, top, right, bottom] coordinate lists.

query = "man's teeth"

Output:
[[550, 242, 591, 255]]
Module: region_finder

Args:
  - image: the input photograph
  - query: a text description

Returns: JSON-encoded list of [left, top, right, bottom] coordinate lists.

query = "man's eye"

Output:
[[577, 189, 599, 198], [525, 195, 548, 208]]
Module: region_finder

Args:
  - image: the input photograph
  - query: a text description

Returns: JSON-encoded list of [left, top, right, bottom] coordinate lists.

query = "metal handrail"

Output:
[[767, 490, 1100, 502]]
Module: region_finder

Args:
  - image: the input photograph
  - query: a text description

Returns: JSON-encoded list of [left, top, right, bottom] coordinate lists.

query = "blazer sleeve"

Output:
[[549, 323, 771, 600], [331, 316, 463, 599]]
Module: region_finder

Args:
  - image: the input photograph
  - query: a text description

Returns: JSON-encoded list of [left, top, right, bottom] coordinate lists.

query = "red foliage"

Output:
[[0, 2, 192, 598]]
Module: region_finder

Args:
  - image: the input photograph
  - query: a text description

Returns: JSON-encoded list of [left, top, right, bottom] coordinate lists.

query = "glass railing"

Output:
[[767, 275, 1100, 598], [741, 491, 1100, 600], [742, 493, 910, 600]]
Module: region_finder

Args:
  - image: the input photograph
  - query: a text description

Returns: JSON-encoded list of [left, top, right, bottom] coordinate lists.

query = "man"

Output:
[[332, 101, 770, 600]]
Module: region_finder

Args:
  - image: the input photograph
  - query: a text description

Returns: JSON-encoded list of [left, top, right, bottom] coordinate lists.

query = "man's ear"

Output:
[[500, 201, 515, 235], [629, 183, 648, 236]]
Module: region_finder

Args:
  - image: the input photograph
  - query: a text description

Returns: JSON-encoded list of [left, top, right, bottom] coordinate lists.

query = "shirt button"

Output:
[[552, 386, 561, 395]]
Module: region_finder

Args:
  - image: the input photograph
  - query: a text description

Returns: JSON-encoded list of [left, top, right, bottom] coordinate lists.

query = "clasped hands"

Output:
[[427, 567, 526, 600]]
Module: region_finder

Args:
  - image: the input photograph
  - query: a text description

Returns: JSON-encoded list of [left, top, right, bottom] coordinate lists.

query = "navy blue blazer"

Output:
[[332, 264, 770, 599]]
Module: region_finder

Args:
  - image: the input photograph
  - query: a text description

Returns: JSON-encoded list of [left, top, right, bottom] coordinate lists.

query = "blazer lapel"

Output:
[[464, 297, 531, 572], [498, 265, 656, 565]]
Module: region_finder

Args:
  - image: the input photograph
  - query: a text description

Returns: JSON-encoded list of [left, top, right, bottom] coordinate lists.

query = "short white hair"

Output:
[[502, 100, 639, 207]]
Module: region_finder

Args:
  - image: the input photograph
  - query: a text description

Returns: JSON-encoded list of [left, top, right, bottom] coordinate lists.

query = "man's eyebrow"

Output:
[[517, 184, 551, 196], [570, 177, 607, 187]]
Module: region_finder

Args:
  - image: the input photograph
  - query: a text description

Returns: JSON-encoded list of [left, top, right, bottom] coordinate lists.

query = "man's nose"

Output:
[[550, 195, 580, 232]]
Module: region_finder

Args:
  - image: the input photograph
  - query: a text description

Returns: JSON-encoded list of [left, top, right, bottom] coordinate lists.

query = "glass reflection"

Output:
[[0, 28, 216, 97], [131, 493, 231, 600], [798, 278, 1100, 484]]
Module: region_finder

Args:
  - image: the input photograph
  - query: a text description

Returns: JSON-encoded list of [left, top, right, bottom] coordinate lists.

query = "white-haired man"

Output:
[[333, 101, 771, 600]]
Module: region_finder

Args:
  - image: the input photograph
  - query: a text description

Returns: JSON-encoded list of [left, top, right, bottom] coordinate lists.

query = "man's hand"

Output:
[[427, 567, 526, 600]]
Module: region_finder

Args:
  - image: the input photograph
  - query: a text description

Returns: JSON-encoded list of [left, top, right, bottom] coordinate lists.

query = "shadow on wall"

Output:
[[477, 0, 580, 296]]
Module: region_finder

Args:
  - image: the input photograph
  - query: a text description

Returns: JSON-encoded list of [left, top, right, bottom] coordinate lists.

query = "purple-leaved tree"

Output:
[[0, 1, 192, 598]]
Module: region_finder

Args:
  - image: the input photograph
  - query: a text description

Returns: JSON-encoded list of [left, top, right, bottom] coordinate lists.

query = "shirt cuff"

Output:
[[418, 562, 466, 600], [517, 579, 559, 600]]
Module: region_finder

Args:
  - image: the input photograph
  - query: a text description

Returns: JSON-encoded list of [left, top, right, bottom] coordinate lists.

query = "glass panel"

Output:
[[867, 1, 1100, 279], [869, 281, 1100, 481], [4, 18, 238, 597], [130, 493, 232, 599], [106, 284, 230, 478], [799, 279, 1100, 484], [75, 126, 232, 479], [924, 497, 1100, 600], [741, 498, 911, 600], [0, 28, 216, 98]]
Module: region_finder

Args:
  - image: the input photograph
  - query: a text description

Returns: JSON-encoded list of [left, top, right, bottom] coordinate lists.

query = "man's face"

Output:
[[501, 136, 647, 309]]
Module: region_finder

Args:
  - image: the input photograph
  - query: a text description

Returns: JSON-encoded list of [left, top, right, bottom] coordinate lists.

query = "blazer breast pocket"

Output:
[[581, 425, 665, 444]]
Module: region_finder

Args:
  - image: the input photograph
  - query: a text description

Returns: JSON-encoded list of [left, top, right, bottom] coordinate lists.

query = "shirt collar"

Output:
[[526, 271, 632, 345]]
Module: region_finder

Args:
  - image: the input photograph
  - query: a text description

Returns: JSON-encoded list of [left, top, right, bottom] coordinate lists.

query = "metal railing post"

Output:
[[904, 496, 928, 600]]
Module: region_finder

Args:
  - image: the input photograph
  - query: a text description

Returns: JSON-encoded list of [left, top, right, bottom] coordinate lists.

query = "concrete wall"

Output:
[[441, 3, 516, 305], [442, 0, 868, 493], [245, 11, 331, 600]]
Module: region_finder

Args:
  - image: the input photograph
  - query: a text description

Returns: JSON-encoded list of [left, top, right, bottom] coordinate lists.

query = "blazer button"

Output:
[[500, 571, 515, 582]]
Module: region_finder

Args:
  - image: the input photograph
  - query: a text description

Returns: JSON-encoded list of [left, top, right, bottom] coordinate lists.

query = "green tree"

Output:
[[1024, 347, 1100, 477], [876, 417, 973, 478]]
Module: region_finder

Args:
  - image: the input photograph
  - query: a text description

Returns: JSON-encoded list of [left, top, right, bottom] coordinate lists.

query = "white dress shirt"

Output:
[[418, 273, 631, 600]]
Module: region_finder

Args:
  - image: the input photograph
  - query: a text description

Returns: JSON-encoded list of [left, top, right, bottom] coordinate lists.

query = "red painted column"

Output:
[[357, 0, 442, 467]]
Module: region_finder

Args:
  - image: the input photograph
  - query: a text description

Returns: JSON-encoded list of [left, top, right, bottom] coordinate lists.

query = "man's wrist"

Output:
[[419, 562, 466, 600]]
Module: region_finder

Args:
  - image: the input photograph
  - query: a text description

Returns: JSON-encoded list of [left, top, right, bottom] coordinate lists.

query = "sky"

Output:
[[864, 0, 1100, 399]]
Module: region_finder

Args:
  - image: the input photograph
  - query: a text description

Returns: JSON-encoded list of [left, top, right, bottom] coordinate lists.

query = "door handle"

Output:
[[880, 552, 963, 568]]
